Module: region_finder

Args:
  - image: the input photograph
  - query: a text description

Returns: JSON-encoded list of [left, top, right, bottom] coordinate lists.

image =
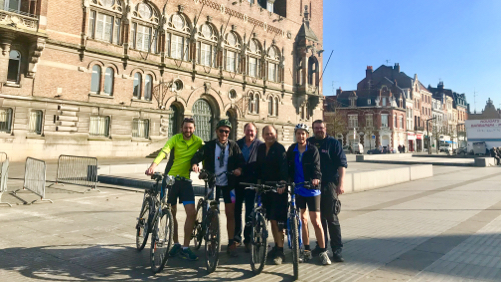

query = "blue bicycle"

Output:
[[239, 182, 278, 274]]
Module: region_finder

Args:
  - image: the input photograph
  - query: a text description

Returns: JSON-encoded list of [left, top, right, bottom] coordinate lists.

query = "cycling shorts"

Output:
[[296, 194, 321, 212], [215, 185, 236, 204], [167, 179, 195, 206]]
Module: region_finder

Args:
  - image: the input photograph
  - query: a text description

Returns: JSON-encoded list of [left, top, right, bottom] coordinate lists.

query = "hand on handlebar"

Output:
[[232, 168, 242, 177], [145, 163, 157, 176], [312, 179, 320, 186], [192, 164, 200, 173]]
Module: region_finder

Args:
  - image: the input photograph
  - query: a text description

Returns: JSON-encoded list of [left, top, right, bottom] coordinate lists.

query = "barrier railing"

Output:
[[11, 157, 52, 205], [0, 152, 12, 207], [52, 155, 99, 192]]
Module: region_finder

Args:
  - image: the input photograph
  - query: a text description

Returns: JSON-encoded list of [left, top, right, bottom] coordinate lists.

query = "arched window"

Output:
[[7, 50, 21, 84], [248, 93, 259, 114], [88, 0, 123, 45], [247, 39, 261, 78], [268, 96, 273, 116], [130, 1, 159, 53], [168, 105, 178, 138], [274, 97, 279, 116], [90, 65, 101, 93], [133, 73, 142, 98], [167, 13, 191, 60], [254, 93, 260, 113], [144, 74, 152, 100], [197, 23, 218, 67], [267, 46, 280, 82], [192, 99, 213, 141], [103, 67, 114, 95], [308, 56, 319, 86], [225, 31, 241, 73]]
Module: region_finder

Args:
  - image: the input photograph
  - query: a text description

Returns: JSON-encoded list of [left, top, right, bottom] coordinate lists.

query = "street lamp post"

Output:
[[426, 117, 437, 155]]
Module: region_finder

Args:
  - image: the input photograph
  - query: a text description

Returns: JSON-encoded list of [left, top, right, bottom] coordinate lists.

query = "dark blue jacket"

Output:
[[307, 135, 347, 183], [236, 137, 264, 184]]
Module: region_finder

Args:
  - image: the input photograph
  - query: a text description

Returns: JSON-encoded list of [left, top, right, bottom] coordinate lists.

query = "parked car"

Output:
[[455, 146, 468, 156], [367, 148, 382, 154]]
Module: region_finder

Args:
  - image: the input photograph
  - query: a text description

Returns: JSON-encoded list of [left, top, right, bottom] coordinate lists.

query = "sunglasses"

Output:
[[218, 129, 230, 134]]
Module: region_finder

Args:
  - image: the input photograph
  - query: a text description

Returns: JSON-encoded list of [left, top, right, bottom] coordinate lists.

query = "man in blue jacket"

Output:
[[308, 120, 347, 262]]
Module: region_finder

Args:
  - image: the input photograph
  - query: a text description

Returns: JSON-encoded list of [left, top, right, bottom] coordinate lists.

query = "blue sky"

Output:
[[322, 0, 501, 112]]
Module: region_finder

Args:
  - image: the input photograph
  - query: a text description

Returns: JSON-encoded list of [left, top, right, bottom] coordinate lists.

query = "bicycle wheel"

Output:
[[150, 207, 174, 274], [136, 196, 152, 251], [193, 199, 204, 250], [291, 215, 300, 280], [205, 209, 221, 273], [250, 212, 268, 274]]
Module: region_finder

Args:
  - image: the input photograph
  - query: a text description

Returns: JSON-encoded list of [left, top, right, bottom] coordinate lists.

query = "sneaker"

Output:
[[228, 243, 238, 257], [169, 243, 181, 257], [273, 250, 285, 265], [244, 242, 251, 253], [320, 251, 331, 265], [179, 247, 199, 261], [267, 246, 277, 261], [303, 250, 312, 261], [331, 249, 344, 263]]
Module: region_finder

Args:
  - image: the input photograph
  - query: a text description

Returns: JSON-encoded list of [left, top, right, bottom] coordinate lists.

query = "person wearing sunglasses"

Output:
[[191, 119, 245, 257], [145, 117, 204, 261]]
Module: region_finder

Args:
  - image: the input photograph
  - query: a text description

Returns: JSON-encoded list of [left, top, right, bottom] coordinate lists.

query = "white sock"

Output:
[[182, 247, 188, 250]]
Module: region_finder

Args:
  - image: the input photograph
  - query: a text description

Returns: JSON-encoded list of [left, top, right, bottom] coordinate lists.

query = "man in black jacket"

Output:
[[256, 125, 288, 265], [191, 119, 245, 257], [235, 122, 264, 252], [287, 123, 331, 265], [308, 120, 348, 262]]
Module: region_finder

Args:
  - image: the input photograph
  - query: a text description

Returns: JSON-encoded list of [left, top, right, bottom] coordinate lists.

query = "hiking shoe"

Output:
[[331, 249, 344, 263], [273, 250, 285, 265], [303, 250, 312, 261], [179, 247, 199, 261], [267, 246, 277, 261], [228, 243, 239, 257], [320, 251, 331, 265], [169, 243, 181, 257], [244, 242, 251, 253]]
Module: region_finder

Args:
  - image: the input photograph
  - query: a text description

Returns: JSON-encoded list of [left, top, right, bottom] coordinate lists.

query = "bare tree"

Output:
[[323, 100, 346, 138], [152, 81, 173, 110]]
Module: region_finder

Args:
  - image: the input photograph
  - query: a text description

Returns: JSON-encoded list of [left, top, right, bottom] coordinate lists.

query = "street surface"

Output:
[[1, 162, 501, 281]]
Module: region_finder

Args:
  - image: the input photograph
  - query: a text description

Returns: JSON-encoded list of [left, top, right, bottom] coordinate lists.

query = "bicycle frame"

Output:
[[287, 183, 303, 250]]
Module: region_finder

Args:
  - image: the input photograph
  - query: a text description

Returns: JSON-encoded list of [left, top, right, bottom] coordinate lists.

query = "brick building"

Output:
[[0, 0, 324, 161]]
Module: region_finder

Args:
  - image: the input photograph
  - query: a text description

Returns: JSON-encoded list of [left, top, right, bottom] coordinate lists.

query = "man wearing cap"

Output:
[[191, 119, 245, 257]]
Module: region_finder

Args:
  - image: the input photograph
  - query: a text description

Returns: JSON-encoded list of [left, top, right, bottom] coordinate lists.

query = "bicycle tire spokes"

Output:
[[150, 208, 174, 274], [250, 212, 268, 274], [136, 196, 152, 251], [205, 211, 220, 273]]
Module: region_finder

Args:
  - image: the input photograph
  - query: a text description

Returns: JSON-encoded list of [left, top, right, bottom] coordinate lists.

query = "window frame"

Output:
[[89, 116, 111, 137], [88, 0, 123, 45], [247, 39, 262, 78], [133, 72, 142, 99], [130, 1, 159, 53], [103, 67, 114, 95], [90, 64, 102, 93], [0, 108, 13, 134], [224, 31, 241, 73], [28, 110, 44, 135], [7, 50, 21, 84], [166, 13, 191, 61], [132, 118, 150, 139]]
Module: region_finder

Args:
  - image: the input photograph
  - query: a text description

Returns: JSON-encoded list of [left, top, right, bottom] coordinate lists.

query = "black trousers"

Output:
[[320, 181, 343, 251], [234, 186, 256, 244]]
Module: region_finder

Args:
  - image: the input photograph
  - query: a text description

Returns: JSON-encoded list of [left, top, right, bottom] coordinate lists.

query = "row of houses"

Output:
[[324, 64, 469, 152]]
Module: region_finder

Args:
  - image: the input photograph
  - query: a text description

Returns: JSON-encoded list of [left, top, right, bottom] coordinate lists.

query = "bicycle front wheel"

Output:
[[291, 216, 300, 280], [193, 199, 204, 250], [250, 212, 268, 274], [136, 196, 152, 251], [205, 209, 221, 273], [150, 208, 174, 274]]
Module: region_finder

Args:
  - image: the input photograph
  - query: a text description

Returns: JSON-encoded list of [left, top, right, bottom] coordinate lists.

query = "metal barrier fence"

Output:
[[54, 155, 99, 191], [10, 157, 52, 205], [0, 152, 11, 207]]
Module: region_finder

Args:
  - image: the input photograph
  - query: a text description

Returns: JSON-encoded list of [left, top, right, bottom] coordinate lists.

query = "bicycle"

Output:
[[239, 182, 278, 274], [135, 172, 174, 274], [266, 180, 313, 280], [192, 170, 233, 273]]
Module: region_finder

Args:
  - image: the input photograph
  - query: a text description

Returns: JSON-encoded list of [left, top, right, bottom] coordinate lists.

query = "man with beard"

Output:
[[256, 125, 288, 265], [191, 119, 244, 257], [145, 117, 204, 261], [234, 123, 263, 252], [308, 120, 347, 262]]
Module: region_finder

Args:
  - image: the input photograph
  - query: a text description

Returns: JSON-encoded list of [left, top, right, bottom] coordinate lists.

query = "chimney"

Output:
[[438, 81, 444, 90], [336, 87, 342, 96], [394, 63, 400, 73], [366, 66, 373, 78]]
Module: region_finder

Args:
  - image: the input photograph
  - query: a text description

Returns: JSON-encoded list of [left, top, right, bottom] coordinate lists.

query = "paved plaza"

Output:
[[1, 160, 501, 281]]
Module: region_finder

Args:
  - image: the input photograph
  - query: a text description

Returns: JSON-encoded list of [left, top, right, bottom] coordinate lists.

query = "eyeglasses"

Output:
[[218, 129, 230, 134], [183, 117, 194, 123]]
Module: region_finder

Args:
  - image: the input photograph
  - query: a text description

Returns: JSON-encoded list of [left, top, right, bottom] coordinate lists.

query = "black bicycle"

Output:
[[135, 172, 174, 274], [239, 182, 279, 274], [192, 170, 232, 273]]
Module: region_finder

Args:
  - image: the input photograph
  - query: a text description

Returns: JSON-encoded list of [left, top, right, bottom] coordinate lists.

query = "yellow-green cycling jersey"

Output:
[[153, 133, 204, 179]]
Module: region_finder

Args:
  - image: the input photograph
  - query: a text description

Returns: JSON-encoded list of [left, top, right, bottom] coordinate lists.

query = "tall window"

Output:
[[382, 97, 387, 106], [267, 46, 280, 82], [133, 73, 142, 98], [29, 110, 43, 135], [103, 67, 114, 95], [131, 2, 159, 53], [348, 115, 358, 128], [394, 115, 397, 128], [248, 93, 260, 114], [7, 50, 21, 83], [381, 114, 389, 127], [0, 108, 13, 133], [273, 97, 279, 116], [366, 114, 373, 127], [89, 116, 110, 137], [197, 23, 217, 67], [3, 0, 21, 12], [268, 96, 273, 116], [247, 39, 261, 78], [90, 65, 101, 93], [400, 116, 404, 129], [144, 74, 152, 100], [132, 119, 149, 139], [88, 0, 122, 45], [225, 32, 240, 73], [167, 13, 190, 60]]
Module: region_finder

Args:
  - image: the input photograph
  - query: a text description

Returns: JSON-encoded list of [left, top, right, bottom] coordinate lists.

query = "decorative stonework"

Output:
[[27, 38, 46, 78]]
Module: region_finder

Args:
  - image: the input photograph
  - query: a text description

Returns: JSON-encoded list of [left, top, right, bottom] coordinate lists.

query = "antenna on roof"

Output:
[[473, 89, 478, 113], [385, 59, 391, 66]]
